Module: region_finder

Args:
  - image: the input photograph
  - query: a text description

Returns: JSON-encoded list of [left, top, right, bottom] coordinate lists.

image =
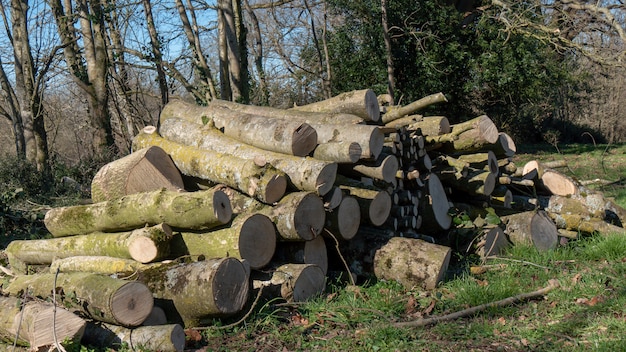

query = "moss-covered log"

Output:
[[0, 296, 86, 350], [382, 93, 448, 124], [253, 263, 326, 302], [133, 127, 287, 204], [137, 258, 249, 327], [82, 322, 185, 352], [170, 213, 276, 269], [291, 89, 380, 122], [2, 273, 153, 327], [406, 116, 451, 136], [6, 224, 172, 270], [50, 256, 155, 276], [158, 117, 337, 196], [44, 187, 232, 237], [426, 115, 499, 153], [373, 237, 451, 290], [91, 146, 184, 203], [439, 167, 496, 196]]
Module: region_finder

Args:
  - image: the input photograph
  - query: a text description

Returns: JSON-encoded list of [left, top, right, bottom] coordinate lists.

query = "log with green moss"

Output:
[[501, 210, 559, 251], [133, 127, 287, 204], [170, 213, 276, 269], [425, 115, 500, 153], [382, 92, 448, 124], [137, 258, 249, 327], [50, 256, 156, 276], [82, 322, 185, 352], [291, 89, 380, 122], [0, 296, 86, 350], [2, 272, 153, 327], [158, 117, 337, 196], [44, 187, 232, 237], [91, 146, 185, 203], [6, 224, 172, 271]]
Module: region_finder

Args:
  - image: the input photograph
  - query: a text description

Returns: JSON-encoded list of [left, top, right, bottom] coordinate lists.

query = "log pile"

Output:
[[2, 88, 626, 351]]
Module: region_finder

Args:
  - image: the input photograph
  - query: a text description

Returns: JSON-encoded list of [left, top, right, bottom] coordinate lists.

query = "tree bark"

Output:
[[6, 223, 173, 269], [137, 258, 249, 327], [170, 213, 276, 269], [0, 296, 86, 350], [91, 146, 184, 203], [406, 116, 451, 136], [374, 237, 451, 290], [253, 263, 326, 302], [291, 89, 381, 122], [303, 122, 384, 159], [82, 322, 185, 352], [501, 210, 559, 251], [382, 93, 448, 124], [3, 272, 154, 327], [324, 195, 361, 240], [133, 127, 287, 204], [158, 117, 337, 196], [50, 256, 154, 276], [44, 187, 232, 237], [312, 141, 362, 163]]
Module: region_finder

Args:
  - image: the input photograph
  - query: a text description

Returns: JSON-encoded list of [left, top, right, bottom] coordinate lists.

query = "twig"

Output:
[[484, 256, 552, 270], [391, 279, 559, 328], [324, 228, 355, 286], [197, 285, 265, 330]]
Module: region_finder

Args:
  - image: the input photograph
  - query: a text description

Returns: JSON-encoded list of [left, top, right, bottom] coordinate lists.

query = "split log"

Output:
[[160, 99, 318, 156], [324, 195, 361, 240], [44, 187, 232, 237], [425, 115, 499, 153], [382, 92, 448, 124], [419, 174, 452, 231], [91, 146, 184, 203], [82, 322, 185, 352], [6, 223, 173, 270], [373, 237, 451, 290], [501, 210, 559, 251], [158, 117, 337, 195], [407, 116, 451, 136], [50, 256, 154, 276], [339, 154, 399, 183], [253, 264, 326, 302], [133, 127, 287, 204], [170, 213, 276, 269], [3, 272, 154, 327], [138, 258, 249, 327], [312, 141, 362, 163], [0, 296, 86, 350], [337, 183, 392, 227], [221, 189, 326, 241], [273, 235, 328, 275], [291, 89, 381, 122]]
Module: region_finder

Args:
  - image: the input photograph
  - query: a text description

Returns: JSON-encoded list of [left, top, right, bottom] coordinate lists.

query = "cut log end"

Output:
[[427, 174, 452, 230], [304, 235, 329, 275], [364, 89, 381, 122], [110, 281, 154, 327], [292, 123, 318, 157], [335, 196, 361, 240], [260, 173, 288, 204], [294, 193, 326, 240], [213, 190, 234, 224], [239, 214, 277, 269], [369, 191, 392, 227], [315, 162, 338, 196], [541, 170, 578, 196], [212, 258, 250, 314]]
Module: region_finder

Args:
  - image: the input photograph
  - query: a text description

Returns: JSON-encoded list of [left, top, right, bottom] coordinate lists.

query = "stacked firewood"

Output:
[[2, 89, 626, 351]]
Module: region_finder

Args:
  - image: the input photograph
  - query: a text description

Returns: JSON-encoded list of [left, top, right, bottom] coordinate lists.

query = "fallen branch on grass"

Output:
[[391, 279, 559, 328]]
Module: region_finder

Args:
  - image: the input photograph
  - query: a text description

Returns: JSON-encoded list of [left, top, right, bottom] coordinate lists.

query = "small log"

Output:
[[340, 154, 399, 183], [138, 258, 249, 327], [382, 93, 448, 124], [337, 184, 392, 227], [50, 256, 153, 276], [457, 151, 499, 174], [0, 296, 86, 350], [479, 132, 516, 158], [273, 235, 328, 275], [373, 237, 451, 290], [407, 116, 451, 136], [253, 264, 326, 302], [501, 210, 559, 251], [91, 146, 184, 203], [312, 141, 362, 163], [3, 272, 154, 327], [133, 127, 287, 204], [306, 122, 384, 159], [426, 115, 499, 153], [44, 187, 232, 237], [291, 88, 381, 122], [81, 322, 185, 352], [6, 223, 172, 269], [158, 117, 337, 195], [384, 114, 422, 129], [324, 195, 361, 240], [441, 168, 496, 196], [469, 226, 511, 258], [170, 213, 276, 269]]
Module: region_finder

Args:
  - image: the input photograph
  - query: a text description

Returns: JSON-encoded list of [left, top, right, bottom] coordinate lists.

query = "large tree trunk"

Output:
[[44, 187, 232, 237], [91, 146, 184, 203], [158, 117, 337, 196], [170, 213, 276, 269], [133, 127, 287, 204], [3, 272, 154, 327], [0, 296, 86, 350], [137, 258, 249, 327], [374, 237, 451, 290], [291, 89, 381, 122], [82, 322, 184, 352]]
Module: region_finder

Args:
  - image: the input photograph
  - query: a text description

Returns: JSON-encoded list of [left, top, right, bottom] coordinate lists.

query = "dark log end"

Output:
[[262, 174, 288, 204], [292, 123, 318, 157], [369, 191, 392, 226], [335, 196, 361, 240], [295, 193, 326, 240], [315, 162, 338, 196], [213, 258, 250, 314], [365, 89, 381, 122], [213, 190, 234, 224], [239, 214, 277, 269]]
